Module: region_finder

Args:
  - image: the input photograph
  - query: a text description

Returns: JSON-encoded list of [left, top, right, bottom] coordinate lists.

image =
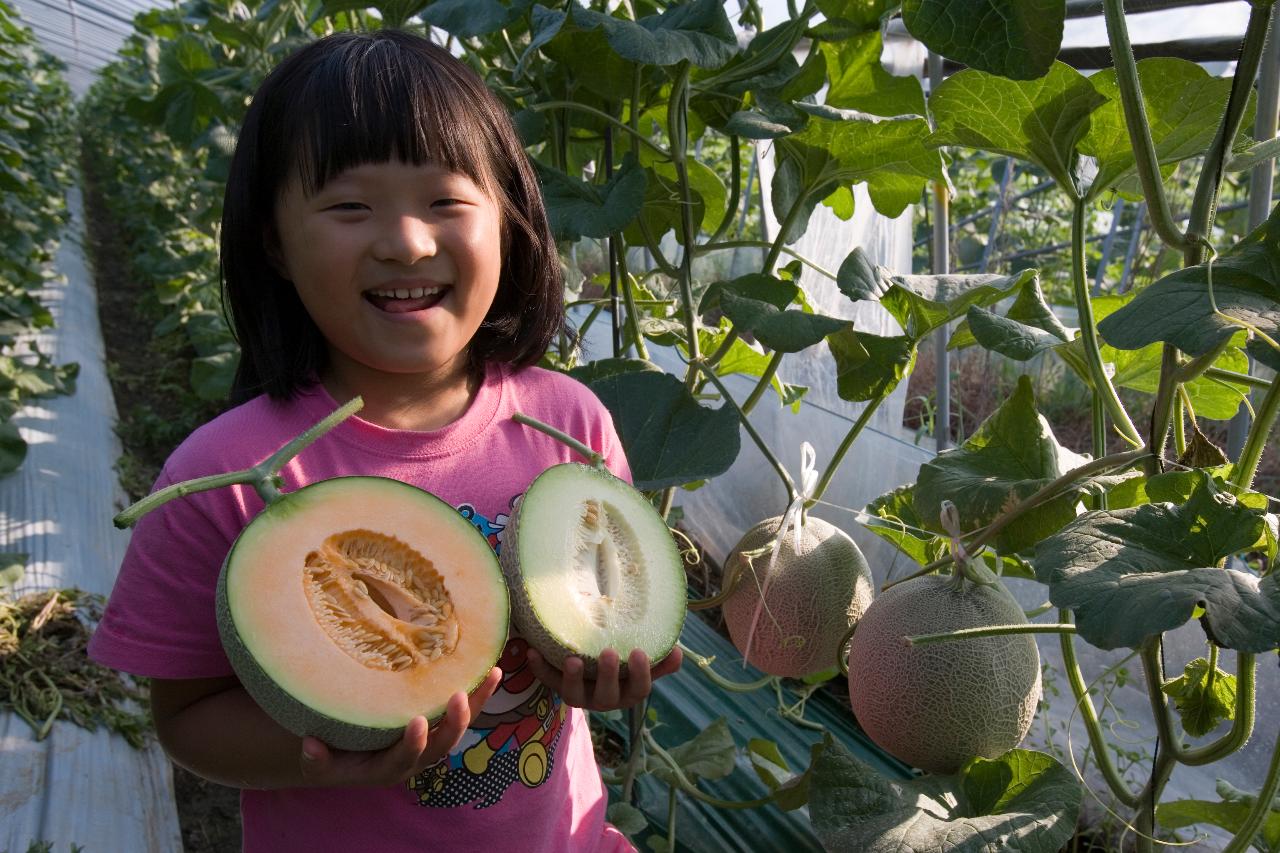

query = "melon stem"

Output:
[[510, 413, 605, 468], [905, 623, 1078, 646], [113, 397, 365, 528], [678, 642, 775, 692]]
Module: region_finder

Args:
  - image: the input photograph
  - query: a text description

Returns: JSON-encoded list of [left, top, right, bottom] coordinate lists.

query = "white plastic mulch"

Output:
[[0, 186, 183, 852]]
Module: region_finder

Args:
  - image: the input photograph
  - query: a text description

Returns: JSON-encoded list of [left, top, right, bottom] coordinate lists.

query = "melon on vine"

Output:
[[721, 515, 874, 678], [846, 573, 1041, 774]]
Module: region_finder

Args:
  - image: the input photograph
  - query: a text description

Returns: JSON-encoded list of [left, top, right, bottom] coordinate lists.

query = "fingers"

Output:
[[297, 666, 505, 787], [591, 649, 622, 709], [527, 645, 681, 711]]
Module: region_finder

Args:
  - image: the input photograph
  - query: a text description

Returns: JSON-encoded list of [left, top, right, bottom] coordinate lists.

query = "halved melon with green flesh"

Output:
[[216, 476, 509, 752], [501, 464, 686, 677]]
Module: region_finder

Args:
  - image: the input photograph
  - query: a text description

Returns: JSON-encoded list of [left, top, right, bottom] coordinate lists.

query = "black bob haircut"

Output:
[[220, 29, 566, 404]]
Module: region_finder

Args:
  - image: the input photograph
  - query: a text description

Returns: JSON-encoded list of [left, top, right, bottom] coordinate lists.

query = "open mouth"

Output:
[[364, 285, 449, 314]]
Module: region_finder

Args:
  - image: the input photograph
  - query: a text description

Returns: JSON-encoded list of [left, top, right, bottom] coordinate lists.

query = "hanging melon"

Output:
[[500, 462, 686, 677], [721, 515, 874, 678], [846, 573, 1041, 774], [114, 400, 510, 752]]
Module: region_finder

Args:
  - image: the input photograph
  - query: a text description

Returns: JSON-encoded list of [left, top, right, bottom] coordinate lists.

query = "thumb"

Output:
[[299, 735, 330, 782]]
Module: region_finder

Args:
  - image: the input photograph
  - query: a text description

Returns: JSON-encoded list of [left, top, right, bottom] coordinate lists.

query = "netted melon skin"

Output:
[[847, 575, 1042, 775], [722, 516, 874, 678]]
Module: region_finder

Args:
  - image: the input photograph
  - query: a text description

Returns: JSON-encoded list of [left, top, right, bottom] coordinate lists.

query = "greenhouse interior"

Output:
[[2, 0, 1280, 851]]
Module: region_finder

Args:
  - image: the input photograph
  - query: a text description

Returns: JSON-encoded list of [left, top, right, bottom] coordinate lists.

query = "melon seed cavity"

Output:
[[572, 499, 646, 629], [303, 530, 459, 671]]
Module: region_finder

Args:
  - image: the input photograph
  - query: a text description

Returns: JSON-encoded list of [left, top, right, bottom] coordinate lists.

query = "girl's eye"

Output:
[[327, 202, 368, 212], [432, 198, 463, 208]]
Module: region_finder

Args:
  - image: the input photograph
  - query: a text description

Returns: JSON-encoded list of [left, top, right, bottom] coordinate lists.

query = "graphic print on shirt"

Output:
[[410, 496, 568, 809]]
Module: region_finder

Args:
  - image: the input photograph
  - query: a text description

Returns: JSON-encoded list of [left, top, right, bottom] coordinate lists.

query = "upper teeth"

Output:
[[370, 286, 442, 299]]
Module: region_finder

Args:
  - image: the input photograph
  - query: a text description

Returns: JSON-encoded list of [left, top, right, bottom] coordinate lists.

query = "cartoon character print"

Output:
[[409, 497, 567, 809]]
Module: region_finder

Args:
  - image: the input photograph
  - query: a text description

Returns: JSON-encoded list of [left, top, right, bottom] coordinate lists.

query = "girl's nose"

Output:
[[373, 215, 437, 264]]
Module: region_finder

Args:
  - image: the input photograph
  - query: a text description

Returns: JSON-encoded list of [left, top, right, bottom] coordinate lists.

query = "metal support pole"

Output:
[[1118, 201, 1146, 292], [978, 158, 1016, 273], [1093, 198, 1125, 295], [930, 51, 952, 452], [1228, 4, 1280, 462]]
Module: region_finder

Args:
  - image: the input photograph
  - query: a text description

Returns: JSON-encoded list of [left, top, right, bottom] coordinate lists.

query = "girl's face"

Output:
[[271, 159, 502, 388]]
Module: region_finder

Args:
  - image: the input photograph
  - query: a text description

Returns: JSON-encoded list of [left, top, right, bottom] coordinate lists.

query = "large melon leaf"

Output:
[[1034, 475, 1279, 652], [1097, 202, 1280, 373], [901, 0, 1064, 82], [928, 63, 1106, 199], [589, 370, 740, 490], [809, 737, 1081, 853], [913, 375, 1088, 555], [836, 246, 1035, 341]]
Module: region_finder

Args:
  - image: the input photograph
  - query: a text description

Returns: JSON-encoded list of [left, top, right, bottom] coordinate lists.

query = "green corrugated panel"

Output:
[[604, 614, 914, 852]]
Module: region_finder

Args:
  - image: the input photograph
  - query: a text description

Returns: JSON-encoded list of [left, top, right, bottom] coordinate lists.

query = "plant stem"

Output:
[[708, 137, 741, 245], [1100, 0, 1191, 250], [678, 642, 775, 692], [905, 623, 1077, 646], [668, 62, 701, 386], [1071, 201, 1142, 446], [614, 243, 649, 360], [1136, 638, 1181, 852], [696, 240, 838, 280], [1228, 376, 1280, 493], [1204, 364, 1272, 390], [642, 729, 775, 809], [695, 360, 797, 502], [740, 350, 783, 414], [510, 412, 605, 468], [1222, 697, 1280, 853], [881, 448, 1150, 589], [1174, 652, 1255, 766], [810, 394, 887, 505], [113, 396, 364, 527], [764, 193, 811, 275], [528, 101, 670, 159], [1059, 613, 1142, 807], [1184, 0, 1276, 251], [1173, 394, 1187, 457]]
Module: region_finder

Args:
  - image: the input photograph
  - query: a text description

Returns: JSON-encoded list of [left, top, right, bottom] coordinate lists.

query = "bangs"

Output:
[[279, 36, 502, 196]]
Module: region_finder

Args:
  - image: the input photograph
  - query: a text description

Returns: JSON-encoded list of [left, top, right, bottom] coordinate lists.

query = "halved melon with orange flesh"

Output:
[[215, 476, 509, 752]]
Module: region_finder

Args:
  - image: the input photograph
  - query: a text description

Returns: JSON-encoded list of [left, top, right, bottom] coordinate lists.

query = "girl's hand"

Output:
[[524, 647, 683, 712], [297, 666, 501, 787]]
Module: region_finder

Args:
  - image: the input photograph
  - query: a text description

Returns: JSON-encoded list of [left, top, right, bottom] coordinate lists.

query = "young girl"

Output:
[[89, 29, 680, 853]]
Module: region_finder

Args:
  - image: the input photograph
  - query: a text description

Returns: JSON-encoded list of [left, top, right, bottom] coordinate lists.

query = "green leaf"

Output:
[[963, 305, 1070, 361], [865, 483, 945, 566], [536, 154, 646, 241], [827, 329, 916, 402], [1075, 293, 1251, 420], [569, 0, 738, 70], [700, 273, 799, 314], [590, 370, 740, 490], [648, 717, 736, 786], [1162, 657, 1237, 738], [0, 420, 26, 475], [838, 247, 1037, 340], [422, 0, 529, 38], [949, 275, 1070, 353], [915, 375, 1089, 554], [605, 802, 648, 836], [1081, 58, 1247, 201], [720, 290, 848, 353], [627, 147, 727, 242], [821, 32, 926, 118], [1228, 135, 1280, 173], [0, 553, 24, 591], [190, 351, 237, 402], [1158, 795, 1280, 852], [567, 358, 662, 385], [1035, 474, 1279, 652], [747, 738, 811, 810], [902, 0, 1064, 81], [1097, 204, 1280, 374], [810, 737, 1081, 853], [928, 63, 1107, 198], [814, 0, 897, 32], [774, 105, 942, 240]]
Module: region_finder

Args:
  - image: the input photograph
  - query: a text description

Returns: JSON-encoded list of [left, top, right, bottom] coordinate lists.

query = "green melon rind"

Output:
[[215, 476, 510, 753], [501, 463, 686, 679], [721, 516, 874, 678], [846, 574, 1042, 775]]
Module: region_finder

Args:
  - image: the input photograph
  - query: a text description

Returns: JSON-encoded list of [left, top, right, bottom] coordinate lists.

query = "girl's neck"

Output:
[[320, 356, 481, 433]]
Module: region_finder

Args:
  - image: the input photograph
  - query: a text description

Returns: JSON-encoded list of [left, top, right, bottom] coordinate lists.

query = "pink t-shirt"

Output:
[[90, 364, 635, 853]]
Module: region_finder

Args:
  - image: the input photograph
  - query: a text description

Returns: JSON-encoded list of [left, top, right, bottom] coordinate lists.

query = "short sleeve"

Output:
[[88, 468, 247, 679]]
